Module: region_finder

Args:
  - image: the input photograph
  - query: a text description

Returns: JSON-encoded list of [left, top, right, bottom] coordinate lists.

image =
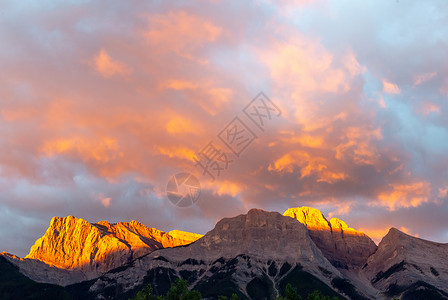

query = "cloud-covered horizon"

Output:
[[1, 0, 448, 256]]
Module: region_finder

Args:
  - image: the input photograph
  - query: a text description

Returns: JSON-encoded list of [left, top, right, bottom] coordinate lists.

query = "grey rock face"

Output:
[[363, 228, 448, 298]]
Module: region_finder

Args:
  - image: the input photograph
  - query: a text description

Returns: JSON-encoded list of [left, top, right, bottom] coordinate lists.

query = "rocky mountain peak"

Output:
[[84, 209, 344, 299], [283, 206, 377, 268], [283, 207, 331, 231], [364, 227, 448, 297], [49, 215, 87, 230], [160, 208, 336, 267], [382, 227, 406, 240], [24, 215, 202, 280]]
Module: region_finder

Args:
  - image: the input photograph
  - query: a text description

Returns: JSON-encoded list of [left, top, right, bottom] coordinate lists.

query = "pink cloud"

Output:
[[382, 79, 401, 94], [101, 197, 111, 208], [92, 49, 132, 77], [413, 72, 437, 86], [440, 79, 448, 96], [417, 101, 440, 116]]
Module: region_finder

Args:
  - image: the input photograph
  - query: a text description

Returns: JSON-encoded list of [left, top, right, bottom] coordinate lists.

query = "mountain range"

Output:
[[1, 207, 447, 300]]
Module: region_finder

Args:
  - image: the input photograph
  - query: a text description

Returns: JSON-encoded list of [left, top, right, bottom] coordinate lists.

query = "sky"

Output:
[[1, 0, 448, 257]]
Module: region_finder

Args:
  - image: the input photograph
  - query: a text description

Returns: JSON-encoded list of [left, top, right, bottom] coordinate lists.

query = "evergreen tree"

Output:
[[129, 279, 201, 300], [277, 283, 302, 300], [130, 283, 159, 300], [165, 279, 201, 300]]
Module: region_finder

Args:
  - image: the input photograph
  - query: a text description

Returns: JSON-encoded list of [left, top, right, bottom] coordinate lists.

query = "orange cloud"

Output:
[[203, 181, 242, 197], [165, 116, 203, 135], [144, 11, 222, 61], [204, 88, 233, 115], [258, 32, 369, 158], [1, 108, 37, 122], [335, 126, 382, 165], [413, 72, 437, 86], [296, 136, 325, 148], [41, 137, 123, 163], [297, 135, 324, 148], [358, 227, 389, 243], [92, 49, 132, 77], [162, 79, 199, 90], [374, 181, 431, 211], [382, 79, 401, 94], [153, 145, 196, 161], [269, 150, 347, 183], [261, 38, 349, 94], [277, 131, 325, 148], [359, 226, 419, 244], [268, 151, 301, 173]]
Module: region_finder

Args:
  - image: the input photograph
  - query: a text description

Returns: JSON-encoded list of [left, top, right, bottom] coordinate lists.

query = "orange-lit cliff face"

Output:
[[284, 207, 377, 268], [25, 216, 202, 276], [283, 206, 367, 236]]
